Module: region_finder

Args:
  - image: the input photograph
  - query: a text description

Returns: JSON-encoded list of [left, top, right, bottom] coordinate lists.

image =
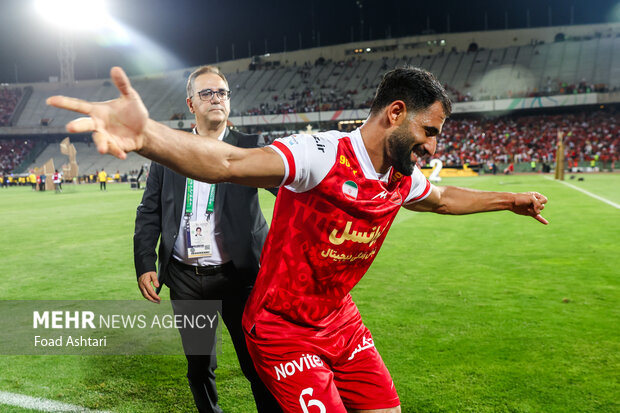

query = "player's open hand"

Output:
[[46, 67, 148, 160], [512, 191, 548, 224]]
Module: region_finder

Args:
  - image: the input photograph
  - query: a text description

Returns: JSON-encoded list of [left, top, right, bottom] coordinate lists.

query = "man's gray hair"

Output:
[[186, 66, 229, 98]]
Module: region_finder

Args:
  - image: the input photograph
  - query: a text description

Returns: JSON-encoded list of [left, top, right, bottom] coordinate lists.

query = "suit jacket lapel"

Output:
[[216, 128, 235, 211], [222, 127, 236, 145], [172, 171, 186, 227]]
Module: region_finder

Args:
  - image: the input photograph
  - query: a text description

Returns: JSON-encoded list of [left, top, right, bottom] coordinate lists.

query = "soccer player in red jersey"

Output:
[[48, 66, 548, 413]]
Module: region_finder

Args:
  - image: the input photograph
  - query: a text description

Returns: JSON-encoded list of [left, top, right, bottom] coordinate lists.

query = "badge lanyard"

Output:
[[184, 178, 216, 258], [184, 178, 216, 219]]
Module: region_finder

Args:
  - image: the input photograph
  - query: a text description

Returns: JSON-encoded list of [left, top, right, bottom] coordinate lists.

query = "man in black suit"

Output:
[[133, 66, 280, 413]]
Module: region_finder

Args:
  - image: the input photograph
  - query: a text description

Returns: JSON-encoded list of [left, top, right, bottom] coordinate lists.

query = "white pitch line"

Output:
[[545, 176, 620, 209], [0, 391, 112, 412]]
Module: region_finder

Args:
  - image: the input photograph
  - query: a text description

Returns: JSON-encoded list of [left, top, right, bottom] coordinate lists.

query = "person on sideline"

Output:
[[98, 168, 107, 191], [53, 169, 62, 192], [132, 66, 280, 413]]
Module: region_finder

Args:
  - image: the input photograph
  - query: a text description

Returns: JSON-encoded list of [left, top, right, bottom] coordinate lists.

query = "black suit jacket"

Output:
[[133, 129, 274, 286]]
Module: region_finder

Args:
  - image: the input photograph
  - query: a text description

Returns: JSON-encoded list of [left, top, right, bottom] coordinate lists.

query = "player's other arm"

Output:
[[46, 67, 284, 188], [404, 185, 549, 224]]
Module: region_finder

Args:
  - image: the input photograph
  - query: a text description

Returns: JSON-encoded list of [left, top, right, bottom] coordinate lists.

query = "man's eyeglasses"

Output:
[[194, 88, 231, 101]]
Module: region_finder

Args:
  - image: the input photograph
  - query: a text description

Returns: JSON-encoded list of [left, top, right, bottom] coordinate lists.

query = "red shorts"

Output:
[[245, 311, 399, 412]]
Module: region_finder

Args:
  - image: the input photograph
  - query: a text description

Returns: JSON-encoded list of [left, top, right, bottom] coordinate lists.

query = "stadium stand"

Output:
[[27, 139, 149, 176], [0, 138, 33, 173], [14, 71, 191, 129], [0, 22, 618, 174], [432, 111, 619, 169], [231, 34, 620, 113], [7, 24, 620, 125], [0, 87, 23, 126]]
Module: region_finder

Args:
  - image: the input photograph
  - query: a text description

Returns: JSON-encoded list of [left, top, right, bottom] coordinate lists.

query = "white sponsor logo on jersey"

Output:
[[372, 190, 403, 205], [312, 136, 326, 153], [348, 335, 374, 360], [274, 354, 324, 381], [372, 190, 389, 200]]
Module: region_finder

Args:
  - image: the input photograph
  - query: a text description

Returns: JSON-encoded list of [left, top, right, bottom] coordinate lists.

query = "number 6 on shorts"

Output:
[[300, 387, 326, 413]]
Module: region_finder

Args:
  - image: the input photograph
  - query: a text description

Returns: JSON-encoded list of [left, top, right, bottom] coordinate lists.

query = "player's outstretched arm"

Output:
[[405, 185, 549, 224], [47, 67, 285, 188]]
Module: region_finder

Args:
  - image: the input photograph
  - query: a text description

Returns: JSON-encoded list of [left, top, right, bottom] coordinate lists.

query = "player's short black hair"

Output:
[[370, 66, 452, 117]]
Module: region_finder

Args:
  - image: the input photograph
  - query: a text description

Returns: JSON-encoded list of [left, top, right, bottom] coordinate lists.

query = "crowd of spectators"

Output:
[[0, 138, 34, 173], [444, 84, 473, 103], [231, 52, 616, 116], [1, 111, 617, 175], [468, 79, 611, 102], [242, 86, 360, 116], [238, 76, 610, 116], [0, 87, 22, 126], [248, 111, 618, 170], [425, 111, 618, 169], [241, 58, 370, 116]]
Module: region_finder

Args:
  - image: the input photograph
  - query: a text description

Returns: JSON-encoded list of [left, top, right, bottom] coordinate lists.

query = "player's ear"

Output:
[[387, 100, 406, 126]]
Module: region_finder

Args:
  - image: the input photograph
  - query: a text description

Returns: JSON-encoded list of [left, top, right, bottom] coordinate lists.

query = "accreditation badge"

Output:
[[187, 220, 212, 258]]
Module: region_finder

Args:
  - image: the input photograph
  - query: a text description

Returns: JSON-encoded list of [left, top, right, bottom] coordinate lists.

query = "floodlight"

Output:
[[35, 0, 110, 31]]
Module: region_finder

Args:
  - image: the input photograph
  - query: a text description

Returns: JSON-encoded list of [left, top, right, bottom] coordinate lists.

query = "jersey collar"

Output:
[[349, 128, 391, 182]]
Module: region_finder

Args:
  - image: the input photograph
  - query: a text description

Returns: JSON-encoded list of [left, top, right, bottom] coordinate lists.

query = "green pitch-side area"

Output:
[[0, 174, 618, 412]]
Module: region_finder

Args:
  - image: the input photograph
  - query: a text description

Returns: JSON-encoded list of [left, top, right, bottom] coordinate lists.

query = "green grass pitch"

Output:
[[0, 173, 618, 412]]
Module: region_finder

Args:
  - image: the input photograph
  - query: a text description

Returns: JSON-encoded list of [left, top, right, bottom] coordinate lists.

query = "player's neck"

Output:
[[195, 119, 226, 139], [360, 118, 391, 174]]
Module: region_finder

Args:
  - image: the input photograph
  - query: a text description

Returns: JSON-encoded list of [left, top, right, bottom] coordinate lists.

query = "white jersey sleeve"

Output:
[[403, 166, 434, 204], [269, 133, 338, 193]]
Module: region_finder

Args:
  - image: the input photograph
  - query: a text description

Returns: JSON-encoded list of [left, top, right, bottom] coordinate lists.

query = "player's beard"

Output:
[[387, 120, 423, 176]]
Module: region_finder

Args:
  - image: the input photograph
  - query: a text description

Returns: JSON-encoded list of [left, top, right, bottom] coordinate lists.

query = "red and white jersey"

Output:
[[243, 129, 433, 334]]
